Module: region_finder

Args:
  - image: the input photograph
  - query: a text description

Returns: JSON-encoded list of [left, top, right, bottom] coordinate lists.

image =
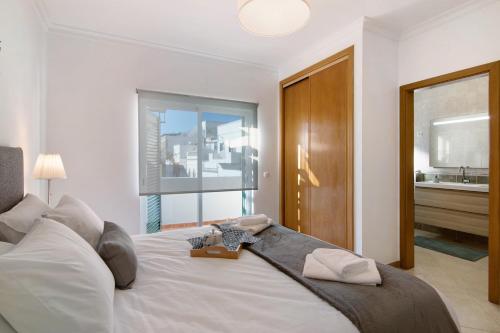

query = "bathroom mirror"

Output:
[[429, 113, 489, 168]]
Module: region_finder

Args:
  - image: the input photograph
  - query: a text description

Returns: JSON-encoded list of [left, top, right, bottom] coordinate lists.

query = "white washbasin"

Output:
[[415, 181, 489, 193]]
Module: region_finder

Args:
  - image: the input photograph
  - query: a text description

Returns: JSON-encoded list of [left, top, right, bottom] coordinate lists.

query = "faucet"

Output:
[[459, 166, 470, 184]]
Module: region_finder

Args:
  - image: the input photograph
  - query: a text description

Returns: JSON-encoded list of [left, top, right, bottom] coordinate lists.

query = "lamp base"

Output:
[[47, 179, 51, 206]]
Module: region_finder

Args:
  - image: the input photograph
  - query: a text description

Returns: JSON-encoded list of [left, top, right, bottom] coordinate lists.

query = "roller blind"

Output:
[[138, 90, 258, 196]]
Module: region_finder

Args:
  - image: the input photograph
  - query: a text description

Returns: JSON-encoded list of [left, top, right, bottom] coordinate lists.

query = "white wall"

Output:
[[399, 0, 500, 85], [0, 0, 46, 196], [46, 32, 279, 234], [393, 0, 500, 261], [41, 0, 500, 260], [358, 0, 500, 262], [361, 29, 399, 263]]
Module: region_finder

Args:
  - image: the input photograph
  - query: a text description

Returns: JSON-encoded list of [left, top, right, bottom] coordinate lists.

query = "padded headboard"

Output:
[[0, 147, 24, 214]]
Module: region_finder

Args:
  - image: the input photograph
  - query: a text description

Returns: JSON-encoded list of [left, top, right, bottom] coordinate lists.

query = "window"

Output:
[[138, 90, 258, 231]]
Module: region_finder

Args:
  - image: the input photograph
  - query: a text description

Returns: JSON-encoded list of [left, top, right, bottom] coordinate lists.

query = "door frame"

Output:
[[399, 61, 500, 303], [279, 46, 354, 250]]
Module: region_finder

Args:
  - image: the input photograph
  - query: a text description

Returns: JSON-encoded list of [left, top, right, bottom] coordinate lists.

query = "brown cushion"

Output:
[[97, 221, 137, 289]]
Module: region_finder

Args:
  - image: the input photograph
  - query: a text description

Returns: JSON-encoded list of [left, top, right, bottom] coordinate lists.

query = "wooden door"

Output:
[[309, 59, 350, 247], [280, 46, 354, 250], [283, 78, 311, 234], [399, 61, 500, 303]]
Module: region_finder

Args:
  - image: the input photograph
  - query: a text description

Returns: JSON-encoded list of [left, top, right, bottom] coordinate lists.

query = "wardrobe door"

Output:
[[283, 78, 311, 234], [309, 59, 351, 247]]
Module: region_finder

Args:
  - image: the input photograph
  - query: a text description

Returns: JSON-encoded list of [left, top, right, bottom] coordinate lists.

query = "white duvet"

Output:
[[114, 227, 458, 333]]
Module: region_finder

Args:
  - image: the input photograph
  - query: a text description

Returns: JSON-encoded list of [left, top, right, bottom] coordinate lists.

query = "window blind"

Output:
[[138, 90, 258, 196]]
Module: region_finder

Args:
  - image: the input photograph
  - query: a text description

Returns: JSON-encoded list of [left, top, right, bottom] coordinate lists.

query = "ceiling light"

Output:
[[238, 0, 310, 37]]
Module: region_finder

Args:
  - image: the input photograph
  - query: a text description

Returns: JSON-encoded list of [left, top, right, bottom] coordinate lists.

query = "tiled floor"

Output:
[[409, 241, 500, 332]]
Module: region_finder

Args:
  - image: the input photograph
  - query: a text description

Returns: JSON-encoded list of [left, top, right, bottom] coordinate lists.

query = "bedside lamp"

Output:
[[33, 154, 67, 205]]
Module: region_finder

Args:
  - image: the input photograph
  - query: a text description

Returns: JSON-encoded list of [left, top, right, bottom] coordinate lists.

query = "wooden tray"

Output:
[[190, 244, 241, 259]]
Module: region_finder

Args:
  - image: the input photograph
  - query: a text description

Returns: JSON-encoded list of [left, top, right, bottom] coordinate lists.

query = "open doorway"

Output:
[[413, 74, 489, 263], [399, 62, 500, 304]]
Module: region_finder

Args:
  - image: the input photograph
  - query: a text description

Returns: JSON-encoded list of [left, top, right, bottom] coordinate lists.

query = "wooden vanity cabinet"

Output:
[[414, 187, 489, 236]]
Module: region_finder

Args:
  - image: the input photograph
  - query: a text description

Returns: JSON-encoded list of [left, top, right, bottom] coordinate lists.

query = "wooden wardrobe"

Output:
[[281, 46, 354, 250]]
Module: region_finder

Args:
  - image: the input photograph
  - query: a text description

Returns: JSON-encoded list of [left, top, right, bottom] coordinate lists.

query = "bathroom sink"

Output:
[[415, 181, 489, 193]]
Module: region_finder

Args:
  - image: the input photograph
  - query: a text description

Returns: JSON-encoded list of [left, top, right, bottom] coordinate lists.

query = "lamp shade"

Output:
[[33, 154, 67, 180], [238, 0, 310, 37]]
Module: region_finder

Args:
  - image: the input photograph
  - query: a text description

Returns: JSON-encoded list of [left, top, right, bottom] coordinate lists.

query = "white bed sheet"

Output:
[[114, 226, 458, 333]]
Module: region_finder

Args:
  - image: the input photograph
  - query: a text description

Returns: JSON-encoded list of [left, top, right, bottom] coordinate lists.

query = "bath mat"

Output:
[[415, 235, 488, 262]]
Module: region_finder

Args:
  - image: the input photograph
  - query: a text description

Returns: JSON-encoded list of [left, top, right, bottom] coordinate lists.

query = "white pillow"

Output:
[[0, 242, 16, 333], [0, 241, 13, 255], [0, 193, 50, 244], [0, 315, 15, 333], [0, 218, 114, 333], [44, 195, 104, 248]]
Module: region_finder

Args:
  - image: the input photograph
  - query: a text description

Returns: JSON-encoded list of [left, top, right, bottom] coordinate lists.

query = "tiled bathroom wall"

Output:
[[414, 73, 489, 180]]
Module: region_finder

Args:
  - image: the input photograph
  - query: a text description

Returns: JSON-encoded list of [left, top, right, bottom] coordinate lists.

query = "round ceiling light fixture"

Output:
[[238, 0, 310, 37]]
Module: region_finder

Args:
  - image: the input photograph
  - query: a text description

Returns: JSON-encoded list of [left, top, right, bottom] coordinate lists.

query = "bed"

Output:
[[0, 146, 459, 333], [115, 227, 357, 332]]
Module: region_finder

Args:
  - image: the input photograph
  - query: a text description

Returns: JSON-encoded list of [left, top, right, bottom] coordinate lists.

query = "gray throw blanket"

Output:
[[247, 224, 459, 333]]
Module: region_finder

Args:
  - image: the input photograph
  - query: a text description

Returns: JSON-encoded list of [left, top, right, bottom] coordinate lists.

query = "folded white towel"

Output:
[[237, 214, 268, 226], [303, 254, 381, 286], [237, 219, 272, 235], [312, 248, 369, 277]]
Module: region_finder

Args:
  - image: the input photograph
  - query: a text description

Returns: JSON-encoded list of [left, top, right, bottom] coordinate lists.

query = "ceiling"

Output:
[[38, 0, 471, 69]]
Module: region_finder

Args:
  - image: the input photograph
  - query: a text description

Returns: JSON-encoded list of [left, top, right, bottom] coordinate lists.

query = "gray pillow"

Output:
[[0, 194, 50, 243], [97, 221, 137, 289]]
